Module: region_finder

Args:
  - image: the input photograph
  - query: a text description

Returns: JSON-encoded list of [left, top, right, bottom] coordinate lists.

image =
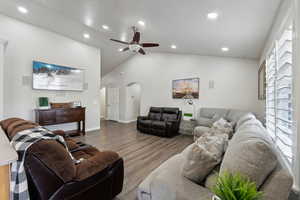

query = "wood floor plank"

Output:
[[76, 120, 193, 200]]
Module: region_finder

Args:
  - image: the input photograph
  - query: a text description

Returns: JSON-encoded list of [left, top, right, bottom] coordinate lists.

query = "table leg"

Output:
[[0, 165, 10, 200], [82, 120, 86, 136]]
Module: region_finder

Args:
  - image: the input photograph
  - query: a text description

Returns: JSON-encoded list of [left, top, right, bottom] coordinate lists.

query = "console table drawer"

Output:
[[56, 109, 84, 122], [35, 107, 86, 135]]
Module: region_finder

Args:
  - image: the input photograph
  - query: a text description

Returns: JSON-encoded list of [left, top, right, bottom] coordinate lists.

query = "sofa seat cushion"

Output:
[[220, 119, 277, 188], [74, 150, 120, 181], [152, 121, 166, 129], [137, 154, 213, 200]]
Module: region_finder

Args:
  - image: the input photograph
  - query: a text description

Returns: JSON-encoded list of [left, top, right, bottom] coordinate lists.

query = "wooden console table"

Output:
[[35, 107, 86, 136]]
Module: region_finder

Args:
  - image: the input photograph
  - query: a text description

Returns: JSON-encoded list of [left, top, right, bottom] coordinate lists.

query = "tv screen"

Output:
[[33, 61, 84, 91]]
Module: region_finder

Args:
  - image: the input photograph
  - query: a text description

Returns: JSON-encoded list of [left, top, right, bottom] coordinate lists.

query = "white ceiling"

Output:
[[0, 0, 282, 75]]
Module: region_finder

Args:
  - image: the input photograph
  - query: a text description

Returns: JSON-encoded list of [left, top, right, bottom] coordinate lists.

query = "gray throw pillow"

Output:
[[182, 134, 228, 184]]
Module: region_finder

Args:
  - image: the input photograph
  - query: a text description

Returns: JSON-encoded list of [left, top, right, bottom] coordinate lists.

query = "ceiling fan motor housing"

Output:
[[129, 44, 141, 52]]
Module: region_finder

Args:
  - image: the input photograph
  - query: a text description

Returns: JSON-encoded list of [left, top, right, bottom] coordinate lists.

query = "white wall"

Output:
[[0, 15, 101, 131], [0, 39, 6, 120], [102, 53, 261, 118]]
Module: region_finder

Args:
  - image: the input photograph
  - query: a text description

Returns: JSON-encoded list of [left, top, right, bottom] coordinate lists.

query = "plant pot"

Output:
[[212, 195, 221, 200]]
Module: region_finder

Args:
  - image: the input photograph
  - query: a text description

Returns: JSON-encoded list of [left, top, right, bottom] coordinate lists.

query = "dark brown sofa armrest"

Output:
[[52, 130, 67, 137], [75, 151, 120, 181], [137, 116, 149, 120]]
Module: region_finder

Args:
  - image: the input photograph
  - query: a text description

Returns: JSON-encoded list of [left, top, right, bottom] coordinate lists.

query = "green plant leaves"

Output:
[[212, 172, 263, 200]]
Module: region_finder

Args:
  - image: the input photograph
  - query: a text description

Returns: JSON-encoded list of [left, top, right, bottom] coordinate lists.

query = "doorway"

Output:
[[125, 82, 142, 121], [106, 87, 120, 122], [100, 87, 106, 119]]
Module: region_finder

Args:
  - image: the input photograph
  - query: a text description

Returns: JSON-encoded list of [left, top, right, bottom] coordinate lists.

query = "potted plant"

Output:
[[212, 172, 263, 200]]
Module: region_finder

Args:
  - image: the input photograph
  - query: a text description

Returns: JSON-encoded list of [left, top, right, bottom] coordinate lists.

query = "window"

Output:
[[266, 25, 293, 165]]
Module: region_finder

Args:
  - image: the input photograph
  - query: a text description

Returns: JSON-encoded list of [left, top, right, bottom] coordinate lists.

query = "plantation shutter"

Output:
[[275, 27, 293, 163], [266, 26, 294, 165]]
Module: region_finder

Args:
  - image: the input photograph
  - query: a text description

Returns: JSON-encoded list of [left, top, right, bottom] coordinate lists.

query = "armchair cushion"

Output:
[[152, 121, 166, 129], [162, 108, 179, 121], [75, 150, 120, 181]]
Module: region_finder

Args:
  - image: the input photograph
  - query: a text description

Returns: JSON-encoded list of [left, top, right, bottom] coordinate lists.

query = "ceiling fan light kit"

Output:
[[110, 26, 159, 55]]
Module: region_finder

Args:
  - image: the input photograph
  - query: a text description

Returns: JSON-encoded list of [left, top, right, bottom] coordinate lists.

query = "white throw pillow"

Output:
[[211, 118, 233, 138], [181, 134, 228, 184]]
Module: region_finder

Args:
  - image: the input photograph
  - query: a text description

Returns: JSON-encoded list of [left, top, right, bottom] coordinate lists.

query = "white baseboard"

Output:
[[86, 126, 100, 132], [118, 119, 137, 124]]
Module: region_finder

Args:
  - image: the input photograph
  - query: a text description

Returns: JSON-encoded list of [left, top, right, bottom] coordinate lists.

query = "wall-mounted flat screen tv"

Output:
[[172, 78, 199, 99], [33, 61, 84, 91]]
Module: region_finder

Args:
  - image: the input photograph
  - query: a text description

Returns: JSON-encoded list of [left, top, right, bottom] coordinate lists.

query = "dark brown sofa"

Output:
[[0, 118, 124, 200], [137, 107, 182, 137]]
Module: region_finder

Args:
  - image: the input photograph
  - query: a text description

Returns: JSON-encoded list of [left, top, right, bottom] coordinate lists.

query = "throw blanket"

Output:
[[10, 126, 77, 200]]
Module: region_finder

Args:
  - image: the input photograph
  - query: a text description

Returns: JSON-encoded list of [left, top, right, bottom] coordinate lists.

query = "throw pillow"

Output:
[[182, 134, 228, 184], [211, 118, 233, 138]]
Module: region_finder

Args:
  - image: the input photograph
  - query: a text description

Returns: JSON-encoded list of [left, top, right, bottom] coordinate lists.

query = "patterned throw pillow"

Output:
[[181, 134, 228, 184]]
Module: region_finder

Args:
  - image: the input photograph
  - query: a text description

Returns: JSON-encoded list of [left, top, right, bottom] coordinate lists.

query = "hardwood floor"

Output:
[[75, 120, 193, 200]]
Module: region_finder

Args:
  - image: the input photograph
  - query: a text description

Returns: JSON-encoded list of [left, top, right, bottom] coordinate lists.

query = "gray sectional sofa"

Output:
[[137, 108, 293, 200]]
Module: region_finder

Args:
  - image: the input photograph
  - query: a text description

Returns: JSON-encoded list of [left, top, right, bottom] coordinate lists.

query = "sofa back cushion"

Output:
[[226, 109, 250, 124], [236, 113, 256, 130], [220, 119, 277, 188], [148, 107, 162, 121], [162, 108, 179, 121], [199, 108, 229, 119], [27, 140, 76, 182]]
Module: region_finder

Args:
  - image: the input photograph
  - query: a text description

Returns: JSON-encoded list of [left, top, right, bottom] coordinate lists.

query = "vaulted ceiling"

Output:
[[0, 0, 282, 75]]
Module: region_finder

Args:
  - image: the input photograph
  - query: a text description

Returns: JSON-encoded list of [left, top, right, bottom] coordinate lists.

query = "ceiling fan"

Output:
[[110, 26, 159, 55]]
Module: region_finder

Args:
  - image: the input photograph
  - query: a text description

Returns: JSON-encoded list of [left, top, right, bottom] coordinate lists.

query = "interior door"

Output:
[[107, 88, 119, 121]]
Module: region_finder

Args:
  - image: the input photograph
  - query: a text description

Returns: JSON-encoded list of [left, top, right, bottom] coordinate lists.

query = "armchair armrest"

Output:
[[137, 116, 149, 120], [74, 150, 120, 181]]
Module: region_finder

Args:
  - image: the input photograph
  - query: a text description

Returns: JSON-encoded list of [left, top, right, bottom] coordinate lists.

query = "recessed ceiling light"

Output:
[[221, 47, 229, 52], [102, 25, 109, 30], [171, 45, 177, 49], [83, 33, 90, 39], [18, 6, 28, 14], [138, 20, 145, 26], [207, 12, 219, 20], [118, 48, 123, 52]]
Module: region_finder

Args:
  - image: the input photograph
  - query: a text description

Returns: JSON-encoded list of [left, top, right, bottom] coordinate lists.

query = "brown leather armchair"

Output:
[[0, 118, 124, 200]]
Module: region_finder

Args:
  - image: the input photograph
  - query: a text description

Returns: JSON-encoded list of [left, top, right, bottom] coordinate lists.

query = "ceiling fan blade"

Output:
[[133, 32, 140, 43], [138, 48, 146, 55], [110, 39, 129, 45], [141, 43, 160, 48], [120, 47, 129, 52]]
